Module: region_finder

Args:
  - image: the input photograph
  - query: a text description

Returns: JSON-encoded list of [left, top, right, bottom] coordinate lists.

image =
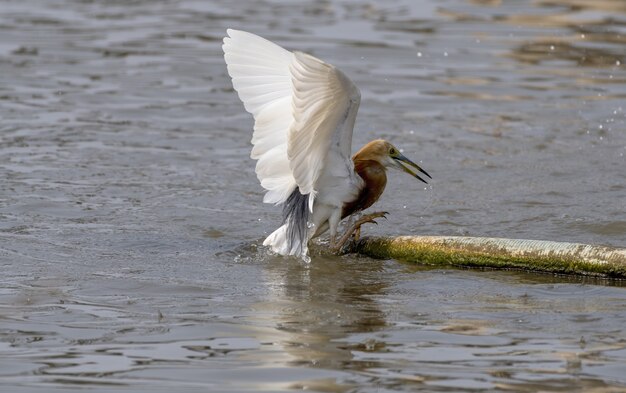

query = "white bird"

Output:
[[222, 29, 430, 258]]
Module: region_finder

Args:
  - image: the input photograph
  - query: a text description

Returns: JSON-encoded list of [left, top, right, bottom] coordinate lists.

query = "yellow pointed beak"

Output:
[[393, 154, 431, 184]]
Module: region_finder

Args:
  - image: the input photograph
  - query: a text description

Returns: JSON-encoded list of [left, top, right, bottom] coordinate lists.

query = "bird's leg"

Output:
[[353, 225, 362, 243], [328, 208, 343, 250], [351, 211, 388, 242], [332, 211, 388, 253], [330, 214, 354, 250], [329, 233, 338, 249]]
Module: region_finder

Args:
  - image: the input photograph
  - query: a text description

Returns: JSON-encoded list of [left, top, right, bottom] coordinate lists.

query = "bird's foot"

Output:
[[357, 211, 388, 239], [331, 211, 388, 254]]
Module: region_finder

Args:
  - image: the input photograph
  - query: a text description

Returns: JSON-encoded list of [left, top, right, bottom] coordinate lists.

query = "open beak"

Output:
[[393, 154, 432, 184]]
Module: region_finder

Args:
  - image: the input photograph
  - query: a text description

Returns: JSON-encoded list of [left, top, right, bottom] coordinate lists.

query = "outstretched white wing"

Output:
[[223, 29, 296, 205], [222, 29, 361, 211]]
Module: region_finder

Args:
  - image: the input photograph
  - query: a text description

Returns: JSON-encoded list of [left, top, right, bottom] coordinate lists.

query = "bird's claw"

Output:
[[357, 211, 388, 226], [331, 211, 391, 254]]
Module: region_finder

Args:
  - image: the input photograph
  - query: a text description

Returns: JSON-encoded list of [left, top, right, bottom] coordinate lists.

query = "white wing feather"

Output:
[[288, 51, 360, 210], [222, 29, 361, 210], [223, 29, 296, 205]]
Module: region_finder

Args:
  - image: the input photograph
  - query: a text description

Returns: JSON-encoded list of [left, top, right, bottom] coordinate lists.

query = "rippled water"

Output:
[[1, 0, 626, 391]]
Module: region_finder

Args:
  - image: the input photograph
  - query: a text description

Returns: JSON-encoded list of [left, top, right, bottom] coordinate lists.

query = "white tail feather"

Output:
[[263, 224, 309, 258]]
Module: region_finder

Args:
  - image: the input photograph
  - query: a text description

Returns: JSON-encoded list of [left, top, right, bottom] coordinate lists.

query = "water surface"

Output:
[[1, 0, 626, 391]]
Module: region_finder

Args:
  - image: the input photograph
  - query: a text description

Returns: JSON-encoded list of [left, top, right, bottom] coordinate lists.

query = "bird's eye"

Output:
[[389, 148, 397, 155]]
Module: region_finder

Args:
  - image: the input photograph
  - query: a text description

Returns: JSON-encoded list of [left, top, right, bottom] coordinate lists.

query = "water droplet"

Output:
[[417, 52, 422, 57], [617, 60, 621, 66], [409, 130, 414, 134], [364, 339, 376, 351], [598, 124, 603, 129], [403, 205, 407, 209], [550, 45, 555, 50], [475, 39, 481, 43], [443, 51, 448, 57], [581, 34, 585, 39], [258, 218, 262, 221]]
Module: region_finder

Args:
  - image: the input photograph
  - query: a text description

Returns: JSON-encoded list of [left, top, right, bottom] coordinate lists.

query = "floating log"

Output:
[[354, 236, 626, 278]]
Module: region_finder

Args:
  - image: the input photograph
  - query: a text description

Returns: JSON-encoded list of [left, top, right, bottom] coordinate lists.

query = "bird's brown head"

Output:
[[353, 139, 431, 183]]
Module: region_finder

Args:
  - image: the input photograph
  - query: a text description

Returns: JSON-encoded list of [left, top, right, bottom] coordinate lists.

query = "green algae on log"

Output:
[[354, 236, 626, 278]]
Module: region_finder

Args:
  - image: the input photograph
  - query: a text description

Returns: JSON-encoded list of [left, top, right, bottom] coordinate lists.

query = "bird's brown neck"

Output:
[[341, 159, 387, 219]]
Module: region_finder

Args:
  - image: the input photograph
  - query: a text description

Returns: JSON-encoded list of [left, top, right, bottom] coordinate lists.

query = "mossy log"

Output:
[[354, 236, 626, 278]]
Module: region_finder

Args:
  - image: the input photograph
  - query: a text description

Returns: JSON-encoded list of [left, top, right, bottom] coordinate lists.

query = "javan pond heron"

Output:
[[223, 29, 431, 258]]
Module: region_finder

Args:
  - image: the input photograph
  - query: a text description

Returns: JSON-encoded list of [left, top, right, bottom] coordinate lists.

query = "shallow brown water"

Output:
[[1, 0, 626, 392]]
